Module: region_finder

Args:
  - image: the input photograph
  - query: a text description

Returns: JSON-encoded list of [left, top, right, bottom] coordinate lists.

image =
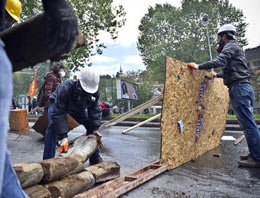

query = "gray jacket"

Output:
[[198, 40, 251, 87]]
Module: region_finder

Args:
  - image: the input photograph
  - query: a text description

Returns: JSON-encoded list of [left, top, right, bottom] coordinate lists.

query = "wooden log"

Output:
[[122, 113, 161, 134], [0, 13, 86, 72], [32, 110, 79, 137], [9, 109, 29, 131], [64, 135, 99, 162], [46, 171, 95, 198], [13, 162, 44, 188], [40, 155, 84, 183], [86, 161, 120, 183], [24, 184, 51, 198]]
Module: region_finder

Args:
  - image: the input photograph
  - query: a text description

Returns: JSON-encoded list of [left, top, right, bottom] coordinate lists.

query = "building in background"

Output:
[[246, 45, 260, 113]]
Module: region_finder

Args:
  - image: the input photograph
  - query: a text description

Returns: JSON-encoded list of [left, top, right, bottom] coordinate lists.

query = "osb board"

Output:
[[32, 111, 79, 136], [160, 57, 229, 170]]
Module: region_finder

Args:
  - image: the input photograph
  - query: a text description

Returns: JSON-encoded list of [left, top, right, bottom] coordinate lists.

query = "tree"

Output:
[[19, 0, 126, 70], [137, 0, 248, 82], [12, 61, 71, 99]]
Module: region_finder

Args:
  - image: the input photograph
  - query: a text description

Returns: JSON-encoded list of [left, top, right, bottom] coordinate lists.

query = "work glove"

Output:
[[59, 137, 69, 154], [93, 130, 104, 149], [210, 71, 217, 79], [187, 62, 199, 70], [42, 0, 78, 53]]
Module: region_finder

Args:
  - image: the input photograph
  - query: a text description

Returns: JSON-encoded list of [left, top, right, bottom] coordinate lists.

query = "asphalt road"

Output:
[[7, 124, 260, 198]]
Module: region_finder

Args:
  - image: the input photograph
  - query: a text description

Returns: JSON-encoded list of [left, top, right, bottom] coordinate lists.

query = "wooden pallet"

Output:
[[74, 160, 168, 198]]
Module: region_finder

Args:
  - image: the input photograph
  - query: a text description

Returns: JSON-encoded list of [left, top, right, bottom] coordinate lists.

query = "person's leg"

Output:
[[0, 40, 13, 195], [43, 104, 57, 160], [71, 110, 100, 160], [0, 40, 28, 196], [1, 152, 29, 198], [229, 83, 260, 161]]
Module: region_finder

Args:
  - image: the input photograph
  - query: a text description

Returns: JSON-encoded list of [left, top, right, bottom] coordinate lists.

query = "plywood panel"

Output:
[[160, 57, 229, 170], [32, 111, 79, 136]]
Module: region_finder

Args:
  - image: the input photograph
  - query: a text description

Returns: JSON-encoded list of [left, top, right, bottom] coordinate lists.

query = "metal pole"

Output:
[[203, 15, 213, 72], [206, 22, 212, 61], [128, 100, 131, 111]]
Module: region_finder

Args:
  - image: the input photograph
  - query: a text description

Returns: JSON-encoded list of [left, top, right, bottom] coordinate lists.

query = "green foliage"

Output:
[[12, 61, 72, 98], [137, 0, 248, 82], [19, 0, 126, 70], [227, 114, 260, 120]]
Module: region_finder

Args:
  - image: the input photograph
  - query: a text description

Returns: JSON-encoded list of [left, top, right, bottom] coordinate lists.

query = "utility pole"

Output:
[[203, 15, 212, 61]]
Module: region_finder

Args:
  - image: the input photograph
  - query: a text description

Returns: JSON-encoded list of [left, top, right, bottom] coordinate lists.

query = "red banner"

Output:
[[28, 77, 37, 96]]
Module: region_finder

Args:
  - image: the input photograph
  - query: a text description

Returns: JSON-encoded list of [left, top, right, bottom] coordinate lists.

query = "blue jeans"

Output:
[[0, 40, 28, 197], [43, 103, 100, 160], [229, 83, 260, 161]]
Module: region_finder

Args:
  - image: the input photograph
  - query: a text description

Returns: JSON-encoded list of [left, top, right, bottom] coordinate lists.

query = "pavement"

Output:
[[7, 123, 260, 198]]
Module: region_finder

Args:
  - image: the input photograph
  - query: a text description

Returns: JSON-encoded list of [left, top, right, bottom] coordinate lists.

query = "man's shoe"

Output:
[[238, 157, 260, 168], [240, 153, 250, 160], [89, 157, 103, 165]]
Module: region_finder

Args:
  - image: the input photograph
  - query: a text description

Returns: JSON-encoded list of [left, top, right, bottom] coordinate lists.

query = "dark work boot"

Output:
[[240, 153, 250, 160], [238, 156, 260, 168], [89, 156, 103, 165]]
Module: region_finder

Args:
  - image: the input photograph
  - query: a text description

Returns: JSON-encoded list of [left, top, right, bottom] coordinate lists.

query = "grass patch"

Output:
[[227, 114, 260, 120], [111, 114, 157, 119]]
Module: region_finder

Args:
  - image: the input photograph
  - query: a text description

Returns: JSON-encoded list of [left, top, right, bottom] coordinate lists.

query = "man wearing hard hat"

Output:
[[0, 0, 78, 196], [187, 24, 260, 168], [43, 67, 103, 165]]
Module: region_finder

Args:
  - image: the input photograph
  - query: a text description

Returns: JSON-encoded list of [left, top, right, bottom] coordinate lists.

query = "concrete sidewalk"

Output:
[[7, 124, 260, 198]]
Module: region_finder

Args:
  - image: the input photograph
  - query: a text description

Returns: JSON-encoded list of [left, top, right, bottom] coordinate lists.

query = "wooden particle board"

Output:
[[32, 111, 79, 136], [160, 57, 229, 170]]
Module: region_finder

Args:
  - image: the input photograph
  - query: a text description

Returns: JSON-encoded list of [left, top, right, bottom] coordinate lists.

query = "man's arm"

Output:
[[44, 74, 55, 106], [41, 0, 78, 53], [198, 44, 235, 70], [51, 83, 69, 139]]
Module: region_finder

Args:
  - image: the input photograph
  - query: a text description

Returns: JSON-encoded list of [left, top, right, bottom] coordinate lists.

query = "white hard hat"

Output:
[[218, 24, 236, 36], [79, 67, 100, 94]]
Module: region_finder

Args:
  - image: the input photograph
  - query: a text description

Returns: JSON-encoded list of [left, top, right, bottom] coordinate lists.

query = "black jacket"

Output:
[[198, 40, 251, 87], [49, 80, 101, 138]]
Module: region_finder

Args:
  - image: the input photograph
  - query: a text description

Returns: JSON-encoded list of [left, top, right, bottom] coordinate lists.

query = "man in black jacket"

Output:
[[188, 24, 260, 167], [43, 67, 103, 165]]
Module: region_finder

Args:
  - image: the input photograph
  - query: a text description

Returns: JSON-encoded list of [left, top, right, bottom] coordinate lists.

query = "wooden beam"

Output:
[[122, 113, 161, 134], [233, 135, 245, 146], [100, 95, 163, 129], [74, 161, 168, 198]]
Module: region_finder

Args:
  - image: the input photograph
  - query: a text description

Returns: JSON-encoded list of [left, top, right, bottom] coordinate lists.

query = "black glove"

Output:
[[42, 0, 78, 53]]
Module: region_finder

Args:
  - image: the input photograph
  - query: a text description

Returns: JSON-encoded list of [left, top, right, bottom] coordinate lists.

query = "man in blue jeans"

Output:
[[43, 67, 103, 165], [0, 0, 78, 197], [188, 24, 260, 167]]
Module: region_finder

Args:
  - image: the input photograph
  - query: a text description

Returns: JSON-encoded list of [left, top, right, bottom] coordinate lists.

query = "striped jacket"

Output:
[[44, 71, 61, 107]]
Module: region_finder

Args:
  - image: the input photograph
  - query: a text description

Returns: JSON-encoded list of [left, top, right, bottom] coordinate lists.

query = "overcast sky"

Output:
[[88, 0, 260, 76]]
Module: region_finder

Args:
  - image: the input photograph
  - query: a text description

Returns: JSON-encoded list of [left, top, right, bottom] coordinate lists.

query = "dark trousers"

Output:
[[43, 104, 100, 160]]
